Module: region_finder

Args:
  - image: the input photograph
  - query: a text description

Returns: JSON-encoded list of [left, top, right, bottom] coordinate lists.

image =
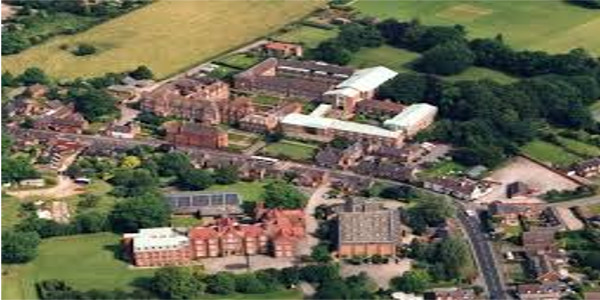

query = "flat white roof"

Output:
[[335, 66, 398, 92], [282, 113, 400, 139], [384, 103, 438, 128], [323, 87, 360, 98], [125, 227, 190, 251], [309, 104, 332, 117]]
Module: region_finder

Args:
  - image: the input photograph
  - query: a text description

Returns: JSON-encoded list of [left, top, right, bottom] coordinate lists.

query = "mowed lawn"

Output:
[[2, 233, 156, 300], [353, 0, 600, 54], [204, 180, 269, 202], [521, 140, 582, 167], [350, 45, 517, 84], [274, 25, 339, 49], [262, 140, 319, 161], [2, 0, 324, 79]]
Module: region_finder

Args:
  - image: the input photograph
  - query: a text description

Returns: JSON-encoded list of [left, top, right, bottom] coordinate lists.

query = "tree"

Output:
[[2, 230, 41, 263], [408, 196, 455, 228], [311, 244, 332, 263], [110, 168, 159, 197], [2, 156, 40, 183], [279, 267, 300, 287], [72, 43, 97, 56], [75, 211, 108, 233], [120, 156, 141, 169], [157, 152, 192, 177], [130, 65, 154, 80], [377, 73, 429, 103], [390, 269, 431, 294], [213, 166, 239, 185], [263, 180, 308, 209], [2, 71, 18, 87], [177, 169, 214, 191], [234, 273, 267, 294], [17, 67, 50, 86], [436, 236, 477, 280], [205, 272, 236, 295], [311, 39, 352, 65], [415, 41, 475, 75], [152, 267, 205, 299], [68, 87, 118, 122], [109, 193, 171, 232], [2, 33, 31, 55]]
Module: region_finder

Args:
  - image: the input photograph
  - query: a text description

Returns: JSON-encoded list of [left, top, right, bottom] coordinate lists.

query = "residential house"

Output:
[[292, 168, 330, 187], [163, 121, 228, 149], [570, 158, 600, 178], [262, 41, 303, 58], [33, 103, 89, 134], [423, 177, 492, 201], [526, 253, 562, 283], [489, 202, 546, 226], [522, 227, 559, 254], [239, 102, 301, 133], [424, 288, 476, 300], [517, 283, 561, 300], [24, 84, 48, 99], [330, 174, 374, 194], [106, 122, 141, 139]]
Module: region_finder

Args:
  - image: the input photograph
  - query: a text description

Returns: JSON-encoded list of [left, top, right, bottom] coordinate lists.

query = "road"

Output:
[[12, 128, 508, 297], [456, 208, 507, 300]]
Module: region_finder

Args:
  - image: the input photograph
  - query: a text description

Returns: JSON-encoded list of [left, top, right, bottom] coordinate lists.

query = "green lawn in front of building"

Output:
[[261, 140, 319, 162]]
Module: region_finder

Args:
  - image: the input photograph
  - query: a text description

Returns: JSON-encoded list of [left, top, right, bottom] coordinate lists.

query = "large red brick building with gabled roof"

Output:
[[123, 207, 306, 267], [163, 121, 228, 149]]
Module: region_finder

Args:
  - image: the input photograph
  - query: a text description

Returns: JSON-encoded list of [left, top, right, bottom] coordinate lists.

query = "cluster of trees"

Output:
[[37, 263, 377, 300], [405, 196, 455, 235], [262, 180, 308, 209], [2, 0, 151, 55], [311, 22, 383, 65], [568, 0, 600, 8], [392, 236, 476, 293], [1, 133, 40, 184]]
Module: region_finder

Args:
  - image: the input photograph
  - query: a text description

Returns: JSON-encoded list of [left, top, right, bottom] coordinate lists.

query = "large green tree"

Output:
[[177, 169, 214, 191], [263, 180, 308, 209], [109, 193, 171, 232], [390, 269, 431, 294], [2, 230, 41, 264], [68, 87, 119, 122], [416, 41, 475, 75], [110, 168, 159, 197], [151, 267, 205, 300], [17, 67, 50, 86]]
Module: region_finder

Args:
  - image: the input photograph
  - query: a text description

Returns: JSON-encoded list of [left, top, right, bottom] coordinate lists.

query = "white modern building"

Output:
[[384, 103, 438, 136]]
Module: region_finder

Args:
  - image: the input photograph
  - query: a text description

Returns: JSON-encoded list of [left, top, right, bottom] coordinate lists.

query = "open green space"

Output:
[[349, 45, 517, 84], [215, 53, 262, 70], [557, 136, 600, 158], [274, 25, 339, 49], [204, 180, 269, 203], [3, 0, 325, 79], [353, 0, 600, 54], [521, 140, 583, 167], [253, 94, 283, 106], [1, 194, 23, 229], [419, 160, 467, 178], [559, 230, 600, 251], [8, 12, 100, 42], [261, 140, 319, 161], [2, 233, 156, 300]]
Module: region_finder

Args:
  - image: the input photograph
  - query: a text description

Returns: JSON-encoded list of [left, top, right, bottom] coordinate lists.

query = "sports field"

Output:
[[353, 0, 600, 54], [2, 0, 324, 79], [274, 25, 339, 48]]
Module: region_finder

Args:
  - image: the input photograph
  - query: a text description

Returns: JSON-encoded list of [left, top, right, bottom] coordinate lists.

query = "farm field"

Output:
[[273, 25, 339, 48], [2, 0, 324, 79], [521, 140, 582, 167], [353, 0, 600, 54], [262, 140, 319, 162], [1, 233, 156, 300], [350, 45, 517, 84]]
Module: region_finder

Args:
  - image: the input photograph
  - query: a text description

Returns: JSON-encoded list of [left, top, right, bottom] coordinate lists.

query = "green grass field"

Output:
[[204, 181, 269, 202], [557, 137, 600, 158], [353, 0, 600, 54], [215, 53, 263, 70], [419, 160, 467, 178], [1, 194, 23, 229], [262, 140, 318, 161], [521, 140, 583, 167], [273, 25, 339, 48], [2, 233, 156, 300], [350, 45, 517, 84], [2, 0, 324, 79]]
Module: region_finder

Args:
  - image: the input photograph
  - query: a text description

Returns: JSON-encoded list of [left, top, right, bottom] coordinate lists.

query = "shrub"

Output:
[[72, 43, 97, 56]]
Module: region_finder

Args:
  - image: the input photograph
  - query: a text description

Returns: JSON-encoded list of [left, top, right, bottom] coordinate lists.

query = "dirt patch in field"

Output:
[[436, 4, 493, 22], [478, 156, 581, 203]]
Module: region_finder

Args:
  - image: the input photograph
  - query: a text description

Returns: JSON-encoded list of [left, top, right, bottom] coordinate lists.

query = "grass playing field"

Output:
[[204, 180, 269, 203], [353, 0, 600, 54], [350, 45, 517, 84], [2, 0, 324, 79], [2, 233, 156, 300]]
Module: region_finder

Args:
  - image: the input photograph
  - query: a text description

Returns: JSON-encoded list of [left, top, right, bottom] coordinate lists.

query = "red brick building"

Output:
[[123, 208, 306, 267], [164, 121, 228, 149], [262, 41, 303, 58], [33, 103, 89, 134]]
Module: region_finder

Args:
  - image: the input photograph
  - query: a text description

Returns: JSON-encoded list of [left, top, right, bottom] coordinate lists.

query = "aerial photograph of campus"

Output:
[[1, 0, 600, 299]]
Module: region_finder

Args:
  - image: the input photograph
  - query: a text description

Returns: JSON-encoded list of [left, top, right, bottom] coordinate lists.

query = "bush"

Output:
[[72, 43, 97, 56], [415, 41, 475, 75], [2, 230, 41, 264]]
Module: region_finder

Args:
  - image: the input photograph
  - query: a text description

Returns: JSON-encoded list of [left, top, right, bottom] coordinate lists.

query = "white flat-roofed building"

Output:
[[323, 66, 398, 115], [281, 112, 403, 146], [384, 103, 438, 137], [123, 227, 192, 267]]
